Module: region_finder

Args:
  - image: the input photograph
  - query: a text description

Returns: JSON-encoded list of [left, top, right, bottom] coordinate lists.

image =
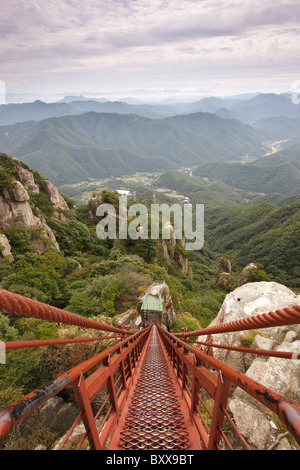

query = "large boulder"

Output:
[[215, 256, 234, 288], [42, 180, 69, 212], [39, 396, 78, 435], [139, 282, 176, 329], [203, 281, 300, 449], [14, 396, 78, 447], [228, 399, 294, 450], [115, 309, 139, 330], [10, 180, 30, 202], [0, 233, 13, 260], [15, 166, 39, 193], [219, 256, 231, 274], [203, 281, 300, 372]]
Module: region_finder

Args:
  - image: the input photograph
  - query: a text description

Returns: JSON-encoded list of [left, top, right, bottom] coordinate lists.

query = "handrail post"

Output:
[[181, 328, 189, 394], [103, 355, 120, 421], [72, 373, 102, 450], [207, 371, 231, 450], [190, 355, 202, 415]]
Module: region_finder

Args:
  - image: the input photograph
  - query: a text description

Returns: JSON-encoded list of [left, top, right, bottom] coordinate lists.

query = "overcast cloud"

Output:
[[0, 0, 299, 101]]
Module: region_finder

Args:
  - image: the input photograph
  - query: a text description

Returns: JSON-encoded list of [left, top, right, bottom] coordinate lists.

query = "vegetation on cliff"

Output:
[[0, 152, 299, 443]]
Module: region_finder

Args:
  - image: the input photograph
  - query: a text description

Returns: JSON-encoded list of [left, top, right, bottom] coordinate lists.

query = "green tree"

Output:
[[6, 226, 33, 255], [172, 312, 202, 341]]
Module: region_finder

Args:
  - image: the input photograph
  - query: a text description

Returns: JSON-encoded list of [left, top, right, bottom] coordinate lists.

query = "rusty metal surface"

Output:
[[0, 327, 151, 447], [0, 289, 130, 335], [118, 326, 190, 450], [175, 304, 300, 338], [4, 335, 122, 350], [158, 324, 300, 448], [189, 338, 300, 360], [1, 289, 300, 450]]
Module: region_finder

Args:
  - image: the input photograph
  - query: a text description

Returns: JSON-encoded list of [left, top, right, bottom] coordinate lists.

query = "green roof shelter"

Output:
[[141, 295, 163, 327]]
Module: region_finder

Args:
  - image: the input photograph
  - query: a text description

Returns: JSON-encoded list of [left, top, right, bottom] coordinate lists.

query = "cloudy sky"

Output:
[[1, 0, 300, 102]]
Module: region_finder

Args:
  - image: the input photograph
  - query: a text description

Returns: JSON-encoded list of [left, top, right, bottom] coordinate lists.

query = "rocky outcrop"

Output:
[[138, 281, 176, 329], [215, 272, 234, 289], [38, 396, 78, 436], [219, 256, 231, 274], [202, 281, 300, 449], [0, 233, 13, 261], [43, 180, 70, 221], [10, 180, 30, 202], [0, 155, 72, 254], [161, 234, 192, 277], [228, 399, 293, 450], [14, 396, 78, 448], [15, 165, 39, 193], [87, 192, 103, 221], [236, 263, 258, 286], [115, 308, 141, 330], [216, 256, 234, 289], [0, 190, 59, 253], [206, 281, 300, 369]]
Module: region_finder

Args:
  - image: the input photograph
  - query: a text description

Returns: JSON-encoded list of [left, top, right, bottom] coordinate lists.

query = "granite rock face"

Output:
[[204, 281, 300, 371], [138, 281, 176, 329], [43, 179, 69, 216], [202, 281, 300, 449], [0, 191, 60, 253], [0, 155, 73, 254], [0, 233, 13, 260]]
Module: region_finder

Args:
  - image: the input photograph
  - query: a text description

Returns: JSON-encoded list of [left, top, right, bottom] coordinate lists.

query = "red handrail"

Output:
[[174, 305, 300, 338], [0, 327, 152, 448], [157, 324, 300, 449], [1, 288, 300, 450], [0, 289, 132, 335]]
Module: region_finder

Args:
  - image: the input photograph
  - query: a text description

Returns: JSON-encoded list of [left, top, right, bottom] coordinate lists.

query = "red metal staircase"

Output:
[[0, 289, 299, 451]]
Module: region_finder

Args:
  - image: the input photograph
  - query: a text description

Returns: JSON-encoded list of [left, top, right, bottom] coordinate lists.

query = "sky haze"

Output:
[[1, 0, 300, 102]]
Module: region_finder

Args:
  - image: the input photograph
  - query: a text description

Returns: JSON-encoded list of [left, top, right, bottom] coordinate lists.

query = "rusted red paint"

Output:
[[1, 290, 300, 450], [4, 335, 122, 350], [174, 305, 300, 338], [0, 289, 131, 335], [0, 327, 151, 447], [158, 324, 300, 448]]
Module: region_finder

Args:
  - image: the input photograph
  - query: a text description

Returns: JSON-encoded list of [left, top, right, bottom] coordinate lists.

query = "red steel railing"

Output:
[[157, 304, 300, 449], [0, 289, 132, 335], [173, 304, 300, 338], [0, 288, 300, 450], [0, 289, 152, 449]]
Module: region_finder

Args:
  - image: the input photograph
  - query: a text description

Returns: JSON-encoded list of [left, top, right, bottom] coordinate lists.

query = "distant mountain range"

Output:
[[0, 91, 300, 187], [213, 93, 300, 124], [1, 92, 299, 126], [0, 99, 175, 126], [0, 111, 265, 185], [252, 116, 300, 141]]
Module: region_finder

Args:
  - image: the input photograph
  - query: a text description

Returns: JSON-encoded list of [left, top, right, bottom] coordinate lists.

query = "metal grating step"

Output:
[[118, 326, 190, 450]]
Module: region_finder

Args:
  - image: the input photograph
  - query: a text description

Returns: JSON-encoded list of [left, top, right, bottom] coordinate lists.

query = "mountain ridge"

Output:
[[0, 110, 266, 185], [193, 160, 300, 195]]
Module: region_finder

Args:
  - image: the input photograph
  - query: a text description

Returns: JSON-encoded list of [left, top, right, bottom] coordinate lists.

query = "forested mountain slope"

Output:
[[193, 160, 300, 195], [0, 111, 266, 185]]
